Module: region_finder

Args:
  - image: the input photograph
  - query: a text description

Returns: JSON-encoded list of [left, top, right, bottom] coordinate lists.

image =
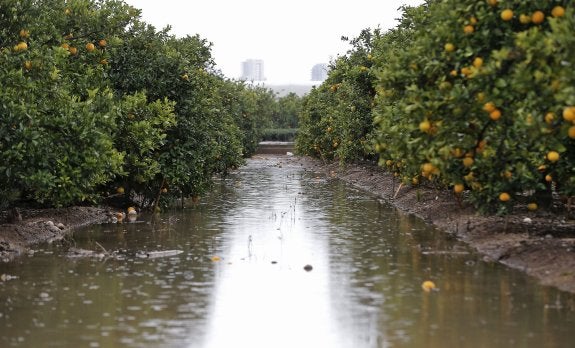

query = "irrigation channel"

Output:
[[1, 155, 574, 348]]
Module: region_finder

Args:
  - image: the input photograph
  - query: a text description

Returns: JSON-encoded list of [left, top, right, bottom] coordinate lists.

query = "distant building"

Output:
[[241, 59, 265, 81], [311, 63, 328, 82]]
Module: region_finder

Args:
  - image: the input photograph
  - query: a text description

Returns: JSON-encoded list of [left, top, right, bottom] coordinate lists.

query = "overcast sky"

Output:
[[122, 0, 424, 84]]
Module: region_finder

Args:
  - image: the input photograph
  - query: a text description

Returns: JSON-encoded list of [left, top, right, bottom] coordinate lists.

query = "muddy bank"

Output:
[[1, 155, 574, 294], [0, 207, 112, 260]]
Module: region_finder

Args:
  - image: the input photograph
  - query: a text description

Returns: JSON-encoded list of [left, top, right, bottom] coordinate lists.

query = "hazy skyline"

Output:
[[122, 0, 425, 84]]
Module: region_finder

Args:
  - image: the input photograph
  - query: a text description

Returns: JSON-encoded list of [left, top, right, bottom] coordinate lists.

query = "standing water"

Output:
[[0, 156, 574, 347]]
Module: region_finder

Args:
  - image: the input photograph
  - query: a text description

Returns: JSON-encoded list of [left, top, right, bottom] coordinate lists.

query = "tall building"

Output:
[[311, 63, 328, 82], [241, 59, 265, 81]]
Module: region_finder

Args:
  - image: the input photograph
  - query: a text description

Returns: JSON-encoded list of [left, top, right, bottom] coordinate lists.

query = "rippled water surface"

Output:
[[1, 156, 574, 347]]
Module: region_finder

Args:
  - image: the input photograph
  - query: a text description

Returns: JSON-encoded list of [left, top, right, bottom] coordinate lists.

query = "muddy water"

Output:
[[1, 156, 574, 348]]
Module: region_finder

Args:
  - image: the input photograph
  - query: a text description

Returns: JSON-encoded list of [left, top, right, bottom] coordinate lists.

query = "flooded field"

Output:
[[1, 156, 574, 347]]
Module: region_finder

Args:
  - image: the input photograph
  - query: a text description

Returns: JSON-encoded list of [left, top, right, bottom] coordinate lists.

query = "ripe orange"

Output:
[[544, 112, 555, 124], [453, 184, 464, 194], [69, 46, 78, 55], [473, 57, 483, 68], [463, 25, 474, 34], [487, 0, 498, 6], [15, 41, 28, 51], [421, 280, 436, 292], [98, 39, 107, 47], [461, 67, 472, 76], [545, 174, 553, 182], [563, 107, 575, 122], [61, 43, 70, 50], [86, 42, 95, 52], [499, 192, 511, 202], [531, 11, 545, 24], [569, 126, 575, 139], [489, 109, 501, 121], [463, 157, 474, 168], [450, 69, 458, 77], [547, 151, 560, 162], [422, 162, 435, 174], [419, 120, 431, 133], [501, 9, 514, 21], [483, 102, 496, 113], [552, 6, 565, 18]]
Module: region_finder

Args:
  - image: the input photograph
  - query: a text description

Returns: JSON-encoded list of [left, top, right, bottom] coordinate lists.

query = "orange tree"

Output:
[[108, 21, 246, 204], [372, 0, 574, 214], [297, 29, 379, 163], [0, 0, 134, 207]]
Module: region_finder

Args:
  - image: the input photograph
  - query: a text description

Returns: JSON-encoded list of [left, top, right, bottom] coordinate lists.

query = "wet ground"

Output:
[[0, 156, 574, 347]]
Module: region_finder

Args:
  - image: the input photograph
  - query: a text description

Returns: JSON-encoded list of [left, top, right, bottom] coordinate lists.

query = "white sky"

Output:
[[122, 0, 424, 84]]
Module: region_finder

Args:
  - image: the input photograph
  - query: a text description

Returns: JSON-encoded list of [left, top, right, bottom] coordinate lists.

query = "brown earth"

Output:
[[1, 155, 574, 294]]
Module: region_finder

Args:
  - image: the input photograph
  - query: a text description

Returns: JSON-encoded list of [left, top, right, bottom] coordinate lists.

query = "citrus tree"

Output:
[[372, 0, 574, 213]]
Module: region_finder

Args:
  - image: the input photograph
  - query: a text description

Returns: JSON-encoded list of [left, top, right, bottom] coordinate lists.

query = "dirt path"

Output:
[[1, 155, 574, 293]]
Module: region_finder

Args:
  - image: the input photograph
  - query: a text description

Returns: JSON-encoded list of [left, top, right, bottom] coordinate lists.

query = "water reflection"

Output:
[[0, 156, 574, 348]]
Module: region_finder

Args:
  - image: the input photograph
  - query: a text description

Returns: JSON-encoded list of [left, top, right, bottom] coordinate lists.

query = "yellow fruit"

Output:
[[563, 107, 575, 122], [527, 203, 538, 211], [461, 67, 472, 76], [489, 109, 501, 121], [519, 14, 531, 24], [503, 170, 513, 179], [19, 29, 30, 39], [454, 184, 464, 194], [487, 0, 498, 6], [385, 160, 393, 167], [545, 174, 553, 182], [98, 39, 107, 47], [15, 41, 28, 51], [116, 187, 125, 194], [444, 43, 455, 52], [499, 192, 511, 202], [547, 151, 560, 162], [544, 112, 555, 124], [65, 8, 71, 15], [24, 61, 32, 70], [552, 6, 565, 18], [61, 43, 70, 50], [463, 157, 474, 168], [569, 126, 575, 139], [531, 11, 545, 24], [86, 42, 95, 52], [463, 25, 474, 34], [422, 162, 435, 174], [473, 57, 483, 68], [422, 280, 436, 292], [476, 92, 485, 102], [483, 102, 496, 113], [161, 188, 168, 193], [450, 69, 458, 77], [69, 46, 78, 55], [419, 120, 431, 133], [501, 9, 514, 21], [211, 255, 221, 262], [100, 59, 108, 65], [469, 17, 478, 25]]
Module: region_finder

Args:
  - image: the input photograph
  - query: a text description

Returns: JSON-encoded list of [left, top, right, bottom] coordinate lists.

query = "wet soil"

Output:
[[1, 155, 574, 293]]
